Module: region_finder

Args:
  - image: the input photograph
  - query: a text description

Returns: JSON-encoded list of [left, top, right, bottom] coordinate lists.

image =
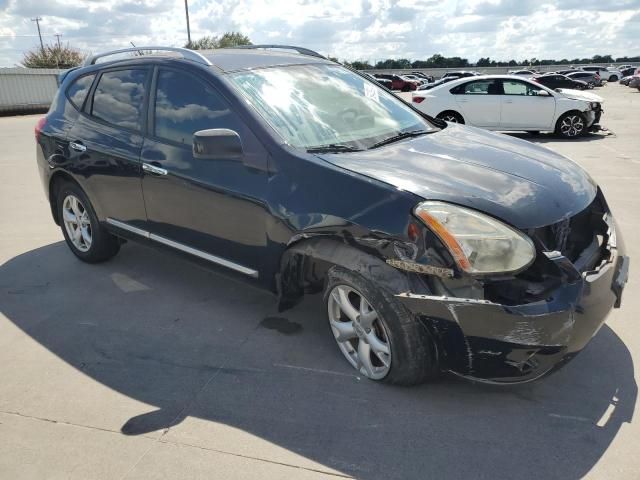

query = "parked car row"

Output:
[[617, 66, 640, 90], [411, 75, 604, 138]]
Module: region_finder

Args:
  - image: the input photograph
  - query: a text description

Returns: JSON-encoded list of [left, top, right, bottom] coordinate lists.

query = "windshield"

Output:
[[228, 64, 434, 150]]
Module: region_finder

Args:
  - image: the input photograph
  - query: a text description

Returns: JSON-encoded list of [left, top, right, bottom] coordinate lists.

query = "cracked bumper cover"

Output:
[[396, 234, 629, 384]]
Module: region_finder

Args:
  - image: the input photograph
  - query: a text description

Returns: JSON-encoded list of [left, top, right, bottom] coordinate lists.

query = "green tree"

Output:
[[22, 42, 85, 69], [216, 32, 252, 48], [185, 32, 252, 50], [350, 60, 372, 70]]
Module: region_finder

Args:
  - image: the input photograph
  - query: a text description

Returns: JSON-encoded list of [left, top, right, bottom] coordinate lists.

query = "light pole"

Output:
[[184, 0, 191, 46]]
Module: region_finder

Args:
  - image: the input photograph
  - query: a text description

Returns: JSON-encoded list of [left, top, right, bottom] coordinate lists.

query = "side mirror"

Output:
[[537, 89, 551, 97], [193, 129, 243, 160]]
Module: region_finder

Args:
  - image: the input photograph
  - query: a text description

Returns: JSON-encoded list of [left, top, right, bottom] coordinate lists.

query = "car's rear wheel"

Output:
[[609, 75, 618, 82], [436, 111, 464, 124], [401, 85, 410, 92], [556, 111, 587, 138], [57, 181, 120, 263], [323, 267, 439, 385]]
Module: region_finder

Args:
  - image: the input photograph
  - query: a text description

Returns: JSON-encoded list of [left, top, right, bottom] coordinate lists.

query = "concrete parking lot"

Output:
[[1, 85, 639, 480]]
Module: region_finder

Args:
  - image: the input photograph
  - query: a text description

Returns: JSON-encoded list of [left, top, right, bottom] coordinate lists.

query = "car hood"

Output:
[[317, 125, 597, 229], [556, 89, 604, 102]]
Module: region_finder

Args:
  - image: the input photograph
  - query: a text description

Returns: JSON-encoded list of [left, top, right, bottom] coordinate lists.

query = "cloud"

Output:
[[0, 0, 638, 67]]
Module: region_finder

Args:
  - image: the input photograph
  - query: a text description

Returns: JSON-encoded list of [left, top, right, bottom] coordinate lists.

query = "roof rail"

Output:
[[230, 45, 326, 60], [83, 46, 212, 67]]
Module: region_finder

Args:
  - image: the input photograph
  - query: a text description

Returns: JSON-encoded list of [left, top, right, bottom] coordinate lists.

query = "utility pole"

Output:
[[31, 17, 44, 52], [184, 0, 191, 46], [54, 34, 62, 48]]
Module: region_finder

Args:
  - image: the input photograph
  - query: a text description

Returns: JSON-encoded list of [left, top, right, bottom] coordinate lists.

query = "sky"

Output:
[[0, 0, 639, 67]]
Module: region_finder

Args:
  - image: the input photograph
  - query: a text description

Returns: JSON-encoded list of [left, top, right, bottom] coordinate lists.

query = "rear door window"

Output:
[[457, 79, 500, 95], [66, 74, 95, 110], [91, 69, 148, 131]]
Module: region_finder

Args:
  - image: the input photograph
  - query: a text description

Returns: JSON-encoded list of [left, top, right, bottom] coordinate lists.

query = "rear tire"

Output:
[[609, 75, 618, 82], [57, 181, 120, 263], [436, 110, 464, 124], [555, 111, 587, 139], [323, 266, 439, 385]]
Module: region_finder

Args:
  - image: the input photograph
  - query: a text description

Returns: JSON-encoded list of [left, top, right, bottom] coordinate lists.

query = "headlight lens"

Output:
[[590, 102, 599, 110], [414, 201, 536, 275]]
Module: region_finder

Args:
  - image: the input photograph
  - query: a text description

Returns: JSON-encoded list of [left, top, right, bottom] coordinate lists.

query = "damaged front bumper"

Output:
[[396, 221, 629, 384]]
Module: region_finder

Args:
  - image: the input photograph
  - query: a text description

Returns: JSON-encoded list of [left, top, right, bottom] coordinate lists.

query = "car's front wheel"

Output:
[[556, 111, 587, 138], [323, 267, 439, 385], [436, 110, 464, 124], [57, 181, 120, 263], [609, 75, 618, 82]]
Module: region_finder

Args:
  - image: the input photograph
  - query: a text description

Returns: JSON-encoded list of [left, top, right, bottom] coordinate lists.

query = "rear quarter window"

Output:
[[66, 74, 96, 110]]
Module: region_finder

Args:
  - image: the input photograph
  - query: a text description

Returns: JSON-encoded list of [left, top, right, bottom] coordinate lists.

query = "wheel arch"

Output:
[[48, 170, 82, 225], [276, 236, 417, 312]]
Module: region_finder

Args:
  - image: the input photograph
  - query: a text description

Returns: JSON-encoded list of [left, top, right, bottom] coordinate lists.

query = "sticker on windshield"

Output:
[[364, 82, 380, 102]]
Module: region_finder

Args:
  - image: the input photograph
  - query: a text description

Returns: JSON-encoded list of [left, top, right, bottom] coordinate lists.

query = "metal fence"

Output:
[[0, 68, 63, 114]]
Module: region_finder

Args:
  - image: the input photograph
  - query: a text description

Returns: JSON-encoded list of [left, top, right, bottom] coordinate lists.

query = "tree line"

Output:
[[343, 54, 640, 70]]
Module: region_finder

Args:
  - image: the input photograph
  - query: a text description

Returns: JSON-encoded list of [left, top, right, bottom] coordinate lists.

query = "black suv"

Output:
[[36, 46, 629, 385]]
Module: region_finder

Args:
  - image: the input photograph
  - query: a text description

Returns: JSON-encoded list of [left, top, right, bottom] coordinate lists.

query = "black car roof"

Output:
[[200, 48, 333, 73], [71, 46, 334, 80]]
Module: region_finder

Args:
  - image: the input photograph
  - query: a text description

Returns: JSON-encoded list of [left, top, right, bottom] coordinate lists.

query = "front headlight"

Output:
[[414, 201, 536, 275], [590, 102, 599, 110]]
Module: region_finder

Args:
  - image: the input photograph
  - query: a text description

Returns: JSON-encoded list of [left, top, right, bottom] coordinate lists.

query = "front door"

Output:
[[499, 79, 556, 130], [140, 67, 269, 278]]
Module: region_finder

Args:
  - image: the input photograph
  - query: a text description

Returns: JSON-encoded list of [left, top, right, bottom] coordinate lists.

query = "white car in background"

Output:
[[507, 69, 537, 78], [581, 66, 623, 82], [411, 75, 603, 138]]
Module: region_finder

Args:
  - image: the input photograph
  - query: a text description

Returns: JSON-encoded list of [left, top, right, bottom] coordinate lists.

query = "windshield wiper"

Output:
[[368, 130, 430, 149], [306, 144, 363, 154]]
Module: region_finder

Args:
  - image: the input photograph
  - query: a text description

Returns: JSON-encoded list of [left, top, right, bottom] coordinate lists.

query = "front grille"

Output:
[[483, 192, 610, 305], [532, 193, 607, 262]]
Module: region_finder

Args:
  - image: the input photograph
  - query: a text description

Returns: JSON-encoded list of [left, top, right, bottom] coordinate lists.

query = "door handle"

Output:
[[69, 141, 86, 152], [504, 99, 514, 104], [142, 163, 168, 176]]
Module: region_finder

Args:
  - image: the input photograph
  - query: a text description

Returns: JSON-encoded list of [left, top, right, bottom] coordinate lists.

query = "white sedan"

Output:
[[411, 75, 603, 138]]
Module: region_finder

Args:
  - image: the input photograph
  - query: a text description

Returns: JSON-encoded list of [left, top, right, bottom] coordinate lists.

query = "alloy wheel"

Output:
[[442, 114, 459, 123], [62, 194, 92, 252], [560, 115, 585, 137], [327, 285, 391, 379]]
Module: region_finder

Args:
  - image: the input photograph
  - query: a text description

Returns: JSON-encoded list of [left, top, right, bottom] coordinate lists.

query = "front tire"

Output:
[[609, 75, 618, 82], [57, 181, 120, 263], [323, 267, 439, 385], [556, 111, 587, 139]]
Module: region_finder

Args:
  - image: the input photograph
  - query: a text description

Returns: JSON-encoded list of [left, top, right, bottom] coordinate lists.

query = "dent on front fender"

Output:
[[276, 236, 433, 311]]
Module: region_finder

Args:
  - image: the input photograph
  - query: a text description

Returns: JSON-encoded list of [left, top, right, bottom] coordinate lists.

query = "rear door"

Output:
[[66, 67, 150, 228], [451, 79, 501, 127], [499, 79, 556, 130]]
